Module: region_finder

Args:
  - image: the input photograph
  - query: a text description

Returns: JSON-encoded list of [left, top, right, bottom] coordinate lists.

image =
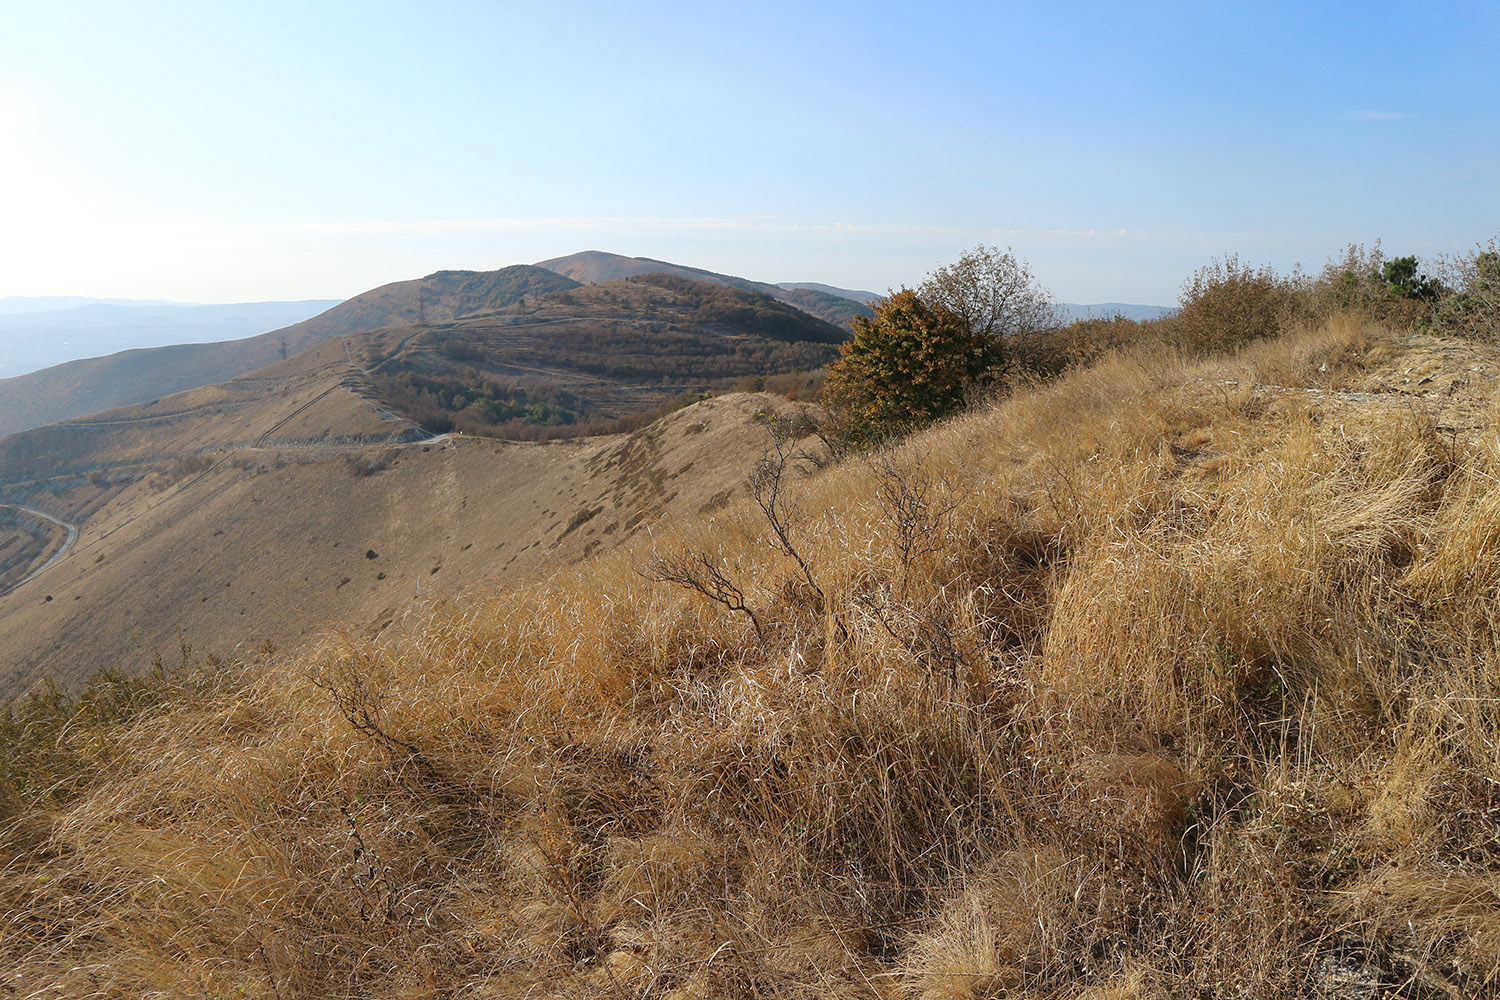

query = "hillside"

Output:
[[537, 250, 876, 329], [0, 386, 825, 697], [7, 317, 1500, 996], [0, 265, 576, 439], [0, 261, 853, 692], [0, 296, 831, 697], [360, 272, 846, 435]]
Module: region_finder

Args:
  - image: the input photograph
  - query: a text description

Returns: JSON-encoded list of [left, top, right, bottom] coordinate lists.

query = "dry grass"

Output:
[[6, 315, 1500, 997]]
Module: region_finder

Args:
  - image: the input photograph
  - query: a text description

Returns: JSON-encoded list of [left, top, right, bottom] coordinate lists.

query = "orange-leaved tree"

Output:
[[824, 288, 1005, 447]]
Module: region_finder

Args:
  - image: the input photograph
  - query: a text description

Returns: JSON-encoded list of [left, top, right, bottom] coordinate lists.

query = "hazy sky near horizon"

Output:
[[1, 0, 1497, 306]]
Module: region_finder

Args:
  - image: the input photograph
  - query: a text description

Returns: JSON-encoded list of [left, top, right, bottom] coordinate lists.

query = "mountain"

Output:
[[0, 257, 852, 688], [0, 300, 343, 379], [536, 250, 875, 329], [0, 296, 177, 315], [0, 257, 867, 440], [0, 266, 574, 439], [1059, 301, 1176, 322], [776, 280, 881, 304], [357, 272, 844, 437]]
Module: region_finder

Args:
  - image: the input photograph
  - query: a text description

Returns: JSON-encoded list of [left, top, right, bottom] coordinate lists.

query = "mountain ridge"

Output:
[[535, 250, 876, 330], [0, 266, 575, 439]]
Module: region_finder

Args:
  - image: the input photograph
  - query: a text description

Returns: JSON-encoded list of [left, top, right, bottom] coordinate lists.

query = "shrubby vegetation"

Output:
[[825, 289, 1002, 446], [364, 276, 845, 440], [825, 246, 1057, 445], [1007, 237, 1500, 389], [369, 371, 583, 436], [1435, 236, 1500, 339], [0, 640, 229, 817]]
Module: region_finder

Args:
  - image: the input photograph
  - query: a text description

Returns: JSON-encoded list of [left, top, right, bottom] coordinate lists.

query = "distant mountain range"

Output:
[[1058, 302, 1176, 322], [0, 296, 180, 314], [0, 299, 343, 378]]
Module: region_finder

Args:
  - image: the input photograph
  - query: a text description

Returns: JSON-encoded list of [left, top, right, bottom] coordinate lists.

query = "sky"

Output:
[[1, 0, 1497, 307]]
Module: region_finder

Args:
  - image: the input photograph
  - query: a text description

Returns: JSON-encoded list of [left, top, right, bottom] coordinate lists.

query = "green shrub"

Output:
[[824, 289, 1002, 447], [1310, 242, 1441, 328]]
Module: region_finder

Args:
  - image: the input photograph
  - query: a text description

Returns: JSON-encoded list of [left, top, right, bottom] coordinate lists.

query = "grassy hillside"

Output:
[[0, 390, 824, 699], [7, 315, 1500, 996], [362, 273, 845, 436], [0, 265, 575, 439], [537, 250, 876, 329]]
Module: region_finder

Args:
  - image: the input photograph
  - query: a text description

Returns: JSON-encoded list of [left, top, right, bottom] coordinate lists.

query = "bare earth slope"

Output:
[[0, 390, 820, 697]]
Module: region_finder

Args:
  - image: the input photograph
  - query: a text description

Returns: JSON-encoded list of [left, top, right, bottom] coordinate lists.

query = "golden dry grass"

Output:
[[5, 316, 1500, 997]]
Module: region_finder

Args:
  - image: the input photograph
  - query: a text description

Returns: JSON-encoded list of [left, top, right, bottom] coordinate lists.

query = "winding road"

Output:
[[0, 503, 79, 592]]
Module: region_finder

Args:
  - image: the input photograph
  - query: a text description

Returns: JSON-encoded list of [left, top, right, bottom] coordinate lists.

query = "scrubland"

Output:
[[5, 314, 1500, 998]]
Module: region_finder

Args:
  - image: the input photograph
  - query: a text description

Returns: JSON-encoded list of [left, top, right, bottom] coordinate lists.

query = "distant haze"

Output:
[[0, 299, 342, 378], [1058, 303, 1176, 323]]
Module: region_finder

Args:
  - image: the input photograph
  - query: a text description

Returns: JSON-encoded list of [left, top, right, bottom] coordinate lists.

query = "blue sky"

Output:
[[1, 0, 1496, 305]]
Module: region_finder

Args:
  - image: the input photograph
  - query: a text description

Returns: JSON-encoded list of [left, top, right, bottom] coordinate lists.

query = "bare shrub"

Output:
[[1167, 253, 1302, 352], [642, 548, 766, 647], [1435, 235, 1500, 340], [867, 447, 959, 594]]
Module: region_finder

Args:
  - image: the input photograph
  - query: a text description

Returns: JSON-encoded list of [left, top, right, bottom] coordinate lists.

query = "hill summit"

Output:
[[0, 255, 870, 440]]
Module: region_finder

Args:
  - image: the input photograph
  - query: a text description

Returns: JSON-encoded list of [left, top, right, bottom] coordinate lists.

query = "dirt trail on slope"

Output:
[[1251, 332, 1499, 437]]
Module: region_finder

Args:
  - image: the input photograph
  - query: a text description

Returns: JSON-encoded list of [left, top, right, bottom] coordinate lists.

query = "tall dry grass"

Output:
[[5, 315, 1500, 998]]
